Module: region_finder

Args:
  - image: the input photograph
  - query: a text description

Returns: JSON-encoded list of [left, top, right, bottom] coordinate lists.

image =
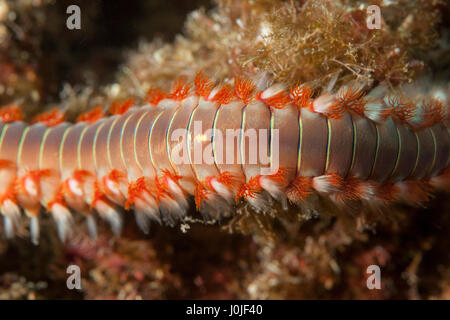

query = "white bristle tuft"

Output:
[[261, 83, 286, 99], [367, 84, 389, 99], [159, 197, 185, 226], [105, 178, 121, 196], [247, 192, 274, 214], [67, 178, 83, 197], [134, 196, 161, 233], [430, 174, 450, 191], [312, 175, 339, 193], [140, 192, 162, 223], [208, 86, 222, 101], [166, 178, 188, 210], [95, 200, 122, 236], [134, 209, 150, 234], [24, 176, 39, 197], [1, 199, 21, 238], [210, 179, 233, 204], [3, 216, 14, 239], [312, 93, 336, 114], [259, 176, 288, 210], [86, 215, 98, 240], [30, 216, 40, 245], [364, 102, 388, 122], [50, 203, 73, 242], [200, 194, 232, 220], [358, 182, 377, 200]]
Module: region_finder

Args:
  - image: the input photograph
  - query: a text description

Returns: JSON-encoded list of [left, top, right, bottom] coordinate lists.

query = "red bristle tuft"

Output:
[[377, 183, 398, 203], [384, 181, 432, 206], [32, 108, 65, 126], [145, 88, 167, 106], [72, 169, 92, 182], [90, 180, 106, 210], [194, 71, 214, 98], [204, 172, 239, 192], [257, 90, 291, 109], [420, 98, 444, 128], [236, 176, 262, 203], [401, 181, 432, 206], [268, 167, 289, 185], [312, 93, 344, 119], [108, 169, 125, 182], [0, 159, 14, 169], [0, 186, 16, 204], [379, 107, 393, 121], [234, 77, 256, 105], [0, 104, 23, 123], [388, 95, 416, 123], [109, 98, 135, 115], [337, 87, 367, 116], [216, 171, 239, 190], [154, 176, 171, 206], [286, 176, 312, 203], [290, 83, 314, 110], [161, 169, 183, 184], [167, 76, 190, 101], [62, 170, 89, 198], [14, 176, 25, 193], [125, 177, 148, 210], [334, 176, 366, 201], [76, 106, 105, 124], [47, 185, 67, 209], [429, 98, 445, 123], [211, 84, 235, 104], [326, 173, 344, 189], [325, 104, 345, 119], [160, 169, 184, 196], [323, 88, 366, 120], [430, 168, 450, 190], [194, 182, 209, 210], [36, 169, 52, 178]]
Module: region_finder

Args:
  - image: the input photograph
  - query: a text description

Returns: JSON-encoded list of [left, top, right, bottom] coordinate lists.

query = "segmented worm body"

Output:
[[0, 73, 449, 243]]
